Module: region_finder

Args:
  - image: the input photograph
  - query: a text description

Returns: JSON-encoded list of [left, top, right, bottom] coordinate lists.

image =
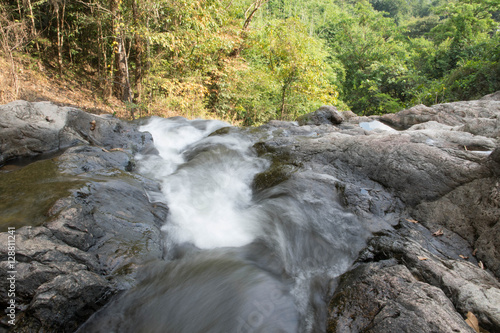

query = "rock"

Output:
[[481, 90, 500, 101], [412, 178, 500, 277], [27, 270, 111, 332], [297, 106, 344, 126], [261, 128, 492, 206], [369, 223, 500, 332], [0, 100, 154, 165], [379, 97, 500, 137], [0, 102, 167, 331], [255, 93, 500, 332], [327, 260, 474, 333], [328, 219, 500, 333], [490, 147, 500, 165]]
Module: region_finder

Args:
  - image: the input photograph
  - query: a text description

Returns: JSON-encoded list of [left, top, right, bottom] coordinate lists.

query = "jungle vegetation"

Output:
[[1, 0, 499, 124]]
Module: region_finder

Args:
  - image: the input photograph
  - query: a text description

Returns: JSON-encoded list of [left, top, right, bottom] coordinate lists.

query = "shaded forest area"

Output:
[[0, 0, 499, 124]]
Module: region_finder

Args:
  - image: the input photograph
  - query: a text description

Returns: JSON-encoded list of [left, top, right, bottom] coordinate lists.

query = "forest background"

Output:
[[0, 0, 499, 124]]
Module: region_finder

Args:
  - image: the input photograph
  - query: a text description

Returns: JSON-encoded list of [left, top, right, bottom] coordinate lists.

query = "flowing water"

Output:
[[79, 117, 369, 333]]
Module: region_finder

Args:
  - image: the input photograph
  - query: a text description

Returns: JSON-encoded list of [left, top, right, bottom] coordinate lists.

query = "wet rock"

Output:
[[0, 100, 154, 165], [261, 128, 492, 206], [328, 219, 500, 333], [26, 270, 112, 332], [297, 106, 344, 126], [412, 178, 500, 277], [256, 93, 500, 332], [0, 102, 167, 331]]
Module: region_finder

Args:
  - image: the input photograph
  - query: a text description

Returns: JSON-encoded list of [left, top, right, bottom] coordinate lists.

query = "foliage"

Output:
[[0, 0, 499, 121]]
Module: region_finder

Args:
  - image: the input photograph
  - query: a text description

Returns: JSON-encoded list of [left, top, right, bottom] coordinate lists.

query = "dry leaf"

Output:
[[472, 248, 478, 256], [417, 256, 428, 261], [465, 311, 480, 332], [406, 218, 419, 224], [478, 261, 485, 270], [459, 255, 469, 259], [432, 229, 444, 236]]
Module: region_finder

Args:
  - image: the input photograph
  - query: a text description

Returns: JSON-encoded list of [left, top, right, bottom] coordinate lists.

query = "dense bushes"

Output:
[[0, 0, 499, 122]]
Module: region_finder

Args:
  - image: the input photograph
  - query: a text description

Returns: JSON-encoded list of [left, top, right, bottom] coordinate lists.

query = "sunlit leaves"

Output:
[[242, 18, 338, 121]]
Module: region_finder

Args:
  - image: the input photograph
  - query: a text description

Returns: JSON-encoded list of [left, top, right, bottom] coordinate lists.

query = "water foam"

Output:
[[137, 117, 268, 249]]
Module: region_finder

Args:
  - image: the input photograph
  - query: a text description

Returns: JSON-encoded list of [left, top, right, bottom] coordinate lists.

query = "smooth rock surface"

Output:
[[0, 100, 153, 165], [297, 105, 345, 126]]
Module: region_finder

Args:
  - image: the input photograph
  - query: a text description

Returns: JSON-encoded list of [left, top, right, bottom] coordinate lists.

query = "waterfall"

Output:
[[79, 117, 368, 333]]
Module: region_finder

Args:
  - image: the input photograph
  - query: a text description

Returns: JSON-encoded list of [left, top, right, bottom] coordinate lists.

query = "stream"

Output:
[[79, 117, 369, 333]]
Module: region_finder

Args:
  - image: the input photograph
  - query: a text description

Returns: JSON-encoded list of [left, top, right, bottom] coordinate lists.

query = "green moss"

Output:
[[252, 142, 302, 191], [209, 126, 232, 136], [0, 159, 84, 231], [113, 262, 135, 276]]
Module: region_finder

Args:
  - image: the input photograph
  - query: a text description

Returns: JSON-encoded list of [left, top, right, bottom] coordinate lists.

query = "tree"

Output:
[[239, 18, 338, 122], [369, 0, 411, 24], [319, 1, 411, 114]]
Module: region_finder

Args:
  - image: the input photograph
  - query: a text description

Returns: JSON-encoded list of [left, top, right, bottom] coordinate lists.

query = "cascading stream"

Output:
[[136, 117, 269, 249], [79, 117, 368, 333]]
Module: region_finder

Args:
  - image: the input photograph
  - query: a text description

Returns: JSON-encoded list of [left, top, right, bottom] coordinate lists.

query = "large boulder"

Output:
[[327, 260, 475, 333], [0, 100, 153, 165], [378, 99, 500, 137], [297, 105, 345, 126]]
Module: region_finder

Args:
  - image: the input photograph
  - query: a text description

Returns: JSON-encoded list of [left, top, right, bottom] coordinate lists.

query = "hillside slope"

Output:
[[0, 54, 130, 119]]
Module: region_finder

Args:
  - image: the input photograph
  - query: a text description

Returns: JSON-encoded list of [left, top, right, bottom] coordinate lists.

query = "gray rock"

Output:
[[481, 91, 500, 101], [259, 129, 492, 206], [255, 92, 500, 332], [412, 178, 500, 277], [327, 260, 474, 333], [367, 223, 500, 332], [297, 105, 344, 126], [328, 217, 500, 333], [0, 100, 154, 165], [0, 102, 167, 331], [379, 98, 500, 137]]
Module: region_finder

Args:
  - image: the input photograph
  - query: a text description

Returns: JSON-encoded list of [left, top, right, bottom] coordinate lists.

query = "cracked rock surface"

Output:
[[252, 93, 500, 332]]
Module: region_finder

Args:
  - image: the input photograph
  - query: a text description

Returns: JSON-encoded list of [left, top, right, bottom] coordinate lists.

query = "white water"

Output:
[[360, 120, 396, 131], [136, 117, 269, 249]]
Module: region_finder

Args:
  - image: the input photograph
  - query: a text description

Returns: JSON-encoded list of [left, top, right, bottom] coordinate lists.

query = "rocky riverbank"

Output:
[[0, 94, 499, 332], [254, 93, 500, 332], [0, 101, 167, 331]]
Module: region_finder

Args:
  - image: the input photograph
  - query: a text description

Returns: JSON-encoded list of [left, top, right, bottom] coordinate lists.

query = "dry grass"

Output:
[[0, 53, 240, 125], [0, 53, 132, 118]]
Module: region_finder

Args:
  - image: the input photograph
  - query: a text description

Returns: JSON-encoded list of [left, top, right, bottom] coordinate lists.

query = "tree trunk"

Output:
[[26, 0, 38, 45], [55, 1, 65, 76], [110, 0, 132, 103], [132, 0, 143, 107], [243, 0, 268, 30], [280, 84, 287, 120]]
